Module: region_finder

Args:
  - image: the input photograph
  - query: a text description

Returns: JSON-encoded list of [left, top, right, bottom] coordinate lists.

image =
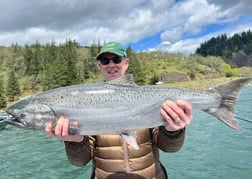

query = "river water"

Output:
[[0, 87, 251, 179]]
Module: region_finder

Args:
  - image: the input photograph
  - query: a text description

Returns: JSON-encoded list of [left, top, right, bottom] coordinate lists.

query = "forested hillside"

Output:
[[1, 38, 252, 109], [196, 30, 252, 67]]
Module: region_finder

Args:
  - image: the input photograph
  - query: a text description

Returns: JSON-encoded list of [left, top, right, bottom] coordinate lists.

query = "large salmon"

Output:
[[3, 75, 251, 135]]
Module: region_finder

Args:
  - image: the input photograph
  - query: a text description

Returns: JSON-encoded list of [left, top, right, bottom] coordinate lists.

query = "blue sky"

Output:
[[0, 0, 251, 54]]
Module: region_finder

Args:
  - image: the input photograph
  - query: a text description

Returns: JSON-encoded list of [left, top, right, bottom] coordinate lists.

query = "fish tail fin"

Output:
[[204, 77, 251, 130]]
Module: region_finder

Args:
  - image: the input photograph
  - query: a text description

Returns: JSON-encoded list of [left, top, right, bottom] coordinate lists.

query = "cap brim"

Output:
[[96, 51, 123, 60]]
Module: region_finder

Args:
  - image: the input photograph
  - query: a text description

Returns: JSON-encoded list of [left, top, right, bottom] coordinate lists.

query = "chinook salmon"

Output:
[[3, 75, 251, 138]]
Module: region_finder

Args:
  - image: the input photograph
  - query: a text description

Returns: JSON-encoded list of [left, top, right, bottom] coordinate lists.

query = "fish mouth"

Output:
[[2, 116, 26, 128], [3, 109, 27, 128]]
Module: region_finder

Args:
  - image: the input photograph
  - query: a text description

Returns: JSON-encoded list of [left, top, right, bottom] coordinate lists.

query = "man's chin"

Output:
[[107, 73, 120, 80]]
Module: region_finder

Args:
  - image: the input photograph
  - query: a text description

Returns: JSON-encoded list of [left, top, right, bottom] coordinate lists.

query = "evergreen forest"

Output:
[[196, 30, 252, 66]]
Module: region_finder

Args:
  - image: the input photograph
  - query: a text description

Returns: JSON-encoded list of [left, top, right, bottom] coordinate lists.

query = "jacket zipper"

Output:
[[122, 136, 131, 173]]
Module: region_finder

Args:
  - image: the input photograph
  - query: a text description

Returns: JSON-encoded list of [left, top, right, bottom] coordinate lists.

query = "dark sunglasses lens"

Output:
[[100, 57, 122, 65], [100, 59, 110, 65], [112, 58, 122, 64]]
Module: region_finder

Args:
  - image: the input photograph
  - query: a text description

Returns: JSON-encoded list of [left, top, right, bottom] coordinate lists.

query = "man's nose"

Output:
[[107, 60, 116, 66]]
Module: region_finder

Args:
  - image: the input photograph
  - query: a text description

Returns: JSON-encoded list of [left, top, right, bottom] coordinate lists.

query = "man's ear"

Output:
[[126, 58, 130, 65], [97, 61, 102, 69]]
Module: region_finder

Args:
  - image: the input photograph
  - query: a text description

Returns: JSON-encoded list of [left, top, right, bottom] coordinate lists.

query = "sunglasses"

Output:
[[99, 57, 123, 65]]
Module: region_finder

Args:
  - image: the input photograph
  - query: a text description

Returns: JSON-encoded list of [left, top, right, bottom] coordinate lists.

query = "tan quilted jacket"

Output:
[[65, 127, 185, 179]]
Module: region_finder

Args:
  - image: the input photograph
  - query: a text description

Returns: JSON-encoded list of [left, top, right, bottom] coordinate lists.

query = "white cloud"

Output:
[[156, 22, 252, 54], [0, 0, 251, 54], [156, 38, 202, 54], [184, 2, 220, 34], [161, 28, 183, 43]]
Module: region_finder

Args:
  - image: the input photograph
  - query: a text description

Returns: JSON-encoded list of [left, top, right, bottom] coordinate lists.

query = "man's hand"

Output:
[[160, 100, 193, 131], [45, 117, 84, 142]]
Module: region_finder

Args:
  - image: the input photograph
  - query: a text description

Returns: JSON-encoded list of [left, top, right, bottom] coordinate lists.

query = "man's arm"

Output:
[[152, 126, 185, 152], [45, 117, 94, 166], [64, 136, 95, 166]]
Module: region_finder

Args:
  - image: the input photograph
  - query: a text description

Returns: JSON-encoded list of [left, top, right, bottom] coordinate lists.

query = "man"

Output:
[[45, 42, 192, 179]]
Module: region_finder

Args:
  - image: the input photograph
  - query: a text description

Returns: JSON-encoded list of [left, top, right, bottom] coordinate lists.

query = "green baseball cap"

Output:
[[96, 42, 127, 60]]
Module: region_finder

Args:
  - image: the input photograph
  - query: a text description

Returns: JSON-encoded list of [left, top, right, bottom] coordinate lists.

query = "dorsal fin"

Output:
[[107, 74, 137, 86]]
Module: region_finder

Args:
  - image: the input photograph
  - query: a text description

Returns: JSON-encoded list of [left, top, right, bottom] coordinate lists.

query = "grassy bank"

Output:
[[160, 77, 251, 89]]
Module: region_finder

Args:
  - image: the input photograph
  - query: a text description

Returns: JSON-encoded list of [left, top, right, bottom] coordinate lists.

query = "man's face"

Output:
[[98, 53, 129, 81]]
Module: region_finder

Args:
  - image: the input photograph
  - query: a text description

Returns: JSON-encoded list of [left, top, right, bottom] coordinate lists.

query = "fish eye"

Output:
[[19, 113, 26, 118]]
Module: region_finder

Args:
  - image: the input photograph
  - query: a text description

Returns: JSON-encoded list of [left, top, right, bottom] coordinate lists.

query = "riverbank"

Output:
[[161, 77, 252, 89]]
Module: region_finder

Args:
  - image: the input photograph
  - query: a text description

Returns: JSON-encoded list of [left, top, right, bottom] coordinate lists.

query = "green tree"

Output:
[[0, 78, 6, 108], [83, 59, 90, 79], [23, 45, 33, 75], [89, 43, 100, 74], [42, 40, 81, 90], [223, 64, 239, 77], [149, 70, 159, 85], [42, 51, 68, 90], [43, 41, 58, 65], [6, 71, 20, 102], [126, 46, 145, 84], [244, 42, 252, 54], [61, 40, 80, 84], [30, 42, 42, 75]]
